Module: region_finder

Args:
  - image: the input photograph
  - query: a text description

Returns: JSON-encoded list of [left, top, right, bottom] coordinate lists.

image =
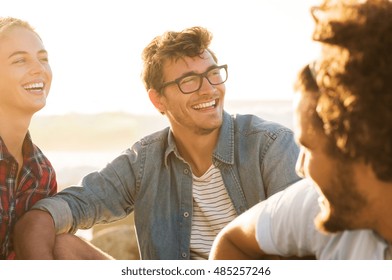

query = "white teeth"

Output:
[[193, 100, 216, 110], [24, 82, 44, 90]]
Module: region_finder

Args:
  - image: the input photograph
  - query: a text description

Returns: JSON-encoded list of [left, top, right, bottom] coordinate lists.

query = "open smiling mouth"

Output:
[[23, 82, 45, 93], [192, 99, 217, 110]]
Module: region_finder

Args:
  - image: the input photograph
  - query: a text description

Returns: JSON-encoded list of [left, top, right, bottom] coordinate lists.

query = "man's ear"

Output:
[[148, 89, 165, 115]]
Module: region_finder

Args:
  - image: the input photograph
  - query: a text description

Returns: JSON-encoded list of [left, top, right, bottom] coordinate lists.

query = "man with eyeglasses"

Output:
[[14, 26, 300, 260]]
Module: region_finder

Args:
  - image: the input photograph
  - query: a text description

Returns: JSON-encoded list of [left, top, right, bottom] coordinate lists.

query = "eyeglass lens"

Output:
[[179, 66, 227, 94]]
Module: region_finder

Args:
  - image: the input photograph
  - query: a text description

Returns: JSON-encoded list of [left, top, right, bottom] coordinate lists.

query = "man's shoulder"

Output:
[[137, 127, 170, 146], [231, 113, 293, 136]]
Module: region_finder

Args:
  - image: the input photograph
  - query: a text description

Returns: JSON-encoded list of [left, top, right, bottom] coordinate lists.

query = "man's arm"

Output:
[[210, 203, 268, 259], [210, 180, 319, 260], [13, 210, 56, 259]]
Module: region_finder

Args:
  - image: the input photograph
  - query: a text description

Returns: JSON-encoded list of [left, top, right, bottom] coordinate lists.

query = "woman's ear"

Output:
[[148, 89, 165, 115]]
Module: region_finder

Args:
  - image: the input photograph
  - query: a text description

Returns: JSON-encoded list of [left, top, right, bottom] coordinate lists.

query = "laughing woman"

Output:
[[0, 17, 57, 259]]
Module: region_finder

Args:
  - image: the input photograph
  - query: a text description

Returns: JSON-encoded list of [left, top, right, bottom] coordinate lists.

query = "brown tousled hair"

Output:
[[141, 26, 217, 93]]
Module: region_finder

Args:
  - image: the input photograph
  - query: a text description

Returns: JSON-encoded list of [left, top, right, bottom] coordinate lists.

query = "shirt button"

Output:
[[184, 169, 189, 174], [183, 212, 189, 218], [181, 252, 187, 258]]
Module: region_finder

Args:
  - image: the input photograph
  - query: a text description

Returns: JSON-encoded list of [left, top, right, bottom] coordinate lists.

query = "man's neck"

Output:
[[172, 129, 219, 177]]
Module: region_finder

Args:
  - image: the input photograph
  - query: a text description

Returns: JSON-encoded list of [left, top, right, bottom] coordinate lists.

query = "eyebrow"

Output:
[[8, 49, 48, 59], [176, 64, 219, 79]]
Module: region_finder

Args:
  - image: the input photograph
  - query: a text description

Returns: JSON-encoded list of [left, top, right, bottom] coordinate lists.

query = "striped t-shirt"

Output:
[[190, 165, 237, 259]]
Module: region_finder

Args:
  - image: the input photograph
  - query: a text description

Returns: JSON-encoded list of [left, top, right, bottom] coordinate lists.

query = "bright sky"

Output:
[[4, 0, 321, 116]]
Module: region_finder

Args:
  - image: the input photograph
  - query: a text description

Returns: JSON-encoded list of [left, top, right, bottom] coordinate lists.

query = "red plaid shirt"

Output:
[[0, 132, 57, 259]]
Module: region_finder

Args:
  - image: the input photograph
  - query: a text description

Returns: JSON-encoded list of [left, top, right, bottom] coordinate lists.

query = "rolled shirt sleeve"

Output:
[[32, 197, 75, 234]]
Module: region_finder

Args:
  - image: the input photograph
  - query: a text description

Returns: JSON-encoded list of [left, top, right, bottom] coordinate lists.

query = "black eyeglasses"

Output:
[[159, 64, 228, 94]]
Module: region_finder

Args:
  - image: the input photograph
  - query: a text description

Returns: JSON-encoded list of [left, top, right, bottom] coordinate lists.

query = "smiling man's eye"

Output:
[[208, 68, 220, 76], [180, 75, 198, 85]]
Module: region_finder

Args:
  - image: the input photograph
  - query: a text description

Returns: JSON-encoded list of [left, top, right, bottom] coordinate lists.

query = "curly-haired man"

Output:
[[210, 0, 392, 260]]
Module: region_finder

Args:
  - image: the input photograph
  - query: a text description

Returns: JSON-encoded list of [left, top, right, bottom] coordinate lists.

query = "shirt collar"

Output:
[[164, 129, 178, 167], [21, 131, 36, 161], [0, 132, 43, 176], [0, 136, 10, 161], [163, 111, 235, 167], [213, 111, 235, 165], [22, 132, 48, 178], [0, 132, 34, 161]]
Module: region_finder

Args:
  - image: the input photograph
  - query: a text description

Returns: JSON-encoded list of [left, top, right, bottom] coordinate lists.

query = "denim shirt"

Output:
[[33, 111, 300, 259]]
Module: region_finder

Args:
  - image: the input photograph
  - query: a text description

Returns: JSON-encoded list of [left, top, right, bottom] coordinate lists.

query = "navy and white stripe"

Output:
[[190, 165, 237, 260]]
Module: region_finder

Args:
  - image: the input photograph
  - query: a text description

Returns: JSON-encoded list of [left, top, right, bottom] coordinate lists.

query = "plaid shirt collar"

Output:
[[0, 132, 42, 178]]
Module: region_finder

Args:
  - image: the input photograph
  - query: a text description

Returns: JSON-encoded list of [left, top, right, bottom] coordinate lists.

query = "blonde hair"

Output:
[[0, 17, 40, 39]]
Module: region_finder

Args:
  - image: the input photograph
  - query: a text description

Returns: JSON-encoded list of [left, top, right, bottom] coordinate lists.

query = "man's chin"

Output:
[[314, 208, 347, 234], [314, 196, 343, 233]]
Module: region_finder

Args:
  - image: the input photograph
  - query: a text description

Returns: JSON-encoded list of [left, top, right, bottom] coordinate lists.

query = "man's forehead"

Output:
[[162, 51, 215, 77], [165, 50, 212, 66]]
